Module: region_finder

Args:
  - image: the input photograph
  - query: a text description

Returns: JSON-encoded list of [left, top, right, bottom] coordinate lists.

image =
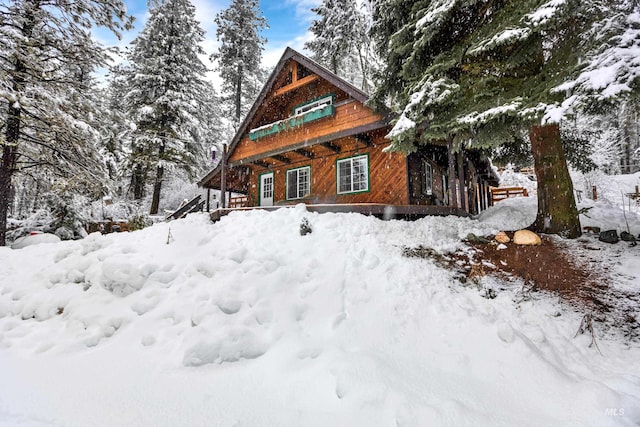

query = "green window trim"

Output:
[[286, 165, 312, 200], [336, 154, 370, 195]]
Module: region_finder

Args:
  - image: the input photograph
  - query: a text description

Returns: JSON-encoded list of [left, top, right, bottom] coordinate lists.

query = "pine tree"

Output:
[[305, 0, 376, 91], [97, 65, 136, 193], [125, 0, 214, 215], [0, 0, 133, 246], [371, 0, 640, 238], [212, 0, 268, 124]]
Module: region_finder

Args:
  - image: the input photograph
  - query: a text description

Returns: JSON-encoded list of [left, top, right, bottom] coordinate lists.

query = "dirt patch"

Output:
[[404, 233, 640, 340], [468, 235, 595, 295]]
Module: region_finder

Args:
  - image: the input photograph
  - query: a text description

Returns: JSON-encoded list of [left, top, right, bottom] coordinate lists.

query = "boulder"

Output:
[[599, 230, 619, 244], [513, 230, 542, 245], [620, 231, 636, 242], [495, 231, 510, 244]]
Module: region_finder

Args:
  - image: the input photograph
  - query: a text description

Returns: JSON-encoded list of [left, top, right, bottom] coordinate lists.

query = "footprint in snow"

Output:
[[497, 322, 516, 343]]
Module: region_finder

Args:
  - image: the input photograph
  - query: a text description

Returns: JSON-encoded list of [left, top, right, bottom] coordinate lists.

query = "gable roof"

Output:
[[198, 47, 383, 187]]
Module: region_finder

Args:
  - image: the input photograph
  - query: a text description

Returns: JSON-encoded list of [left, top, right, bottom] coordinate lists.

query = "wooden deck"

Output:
[[209, 203, 469, 222]]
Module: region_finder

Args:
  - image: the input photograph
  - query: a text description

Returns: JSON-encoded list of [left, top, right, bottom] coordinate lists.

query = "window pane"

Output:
[[287, 170, 297, 199], [338, 160, 352, 193], [424, 162, 433, 195], [352, 157, 368, 191], [298, 168, 309, 198], [287, 167, 310, 199], [262, 175, 273, 199]]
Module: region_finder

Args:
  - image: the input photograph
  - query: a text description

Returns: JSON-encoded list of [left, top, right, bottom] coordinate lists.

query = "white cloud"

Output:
[[284, 0, 322, 22], [191, 0, 224, 28]]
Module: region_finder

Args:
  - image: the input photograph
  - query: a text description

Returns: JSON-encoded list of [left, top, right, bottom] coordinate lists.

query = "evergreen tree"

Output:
[[0, 0, 133, 246], [94, 64, 136, 197], [305, 0, 377, 91], [125, 0, 214, 215], [212, 0, 267, 124], [371, 0, 640, 238]]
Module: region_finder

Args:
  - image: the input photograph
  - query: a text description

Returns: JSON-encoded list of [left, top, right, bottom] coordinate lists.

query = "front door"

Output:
[[260, 172, 274, 206]]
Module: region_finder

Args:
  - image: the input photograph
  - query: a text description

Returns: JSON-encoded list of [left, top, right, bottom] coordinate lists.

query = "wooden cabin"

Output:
[[199, 48, 498, 219]]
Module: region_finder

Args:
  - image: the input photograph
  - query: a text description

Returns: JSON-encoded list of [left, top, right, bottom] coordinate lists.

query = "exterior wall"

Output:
[[229, 98, 385, 164], [249, 70, 351, 130], [407, 155, 447, 206], [246, 136, 409, 206]]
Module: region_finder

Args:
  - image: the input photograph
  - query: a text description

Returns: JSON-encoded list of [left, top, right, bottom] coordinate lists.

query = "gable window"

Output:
[[337, 155, 369, 194], [294, 95, 333, 115], [422, 160, 433, 195], [287, 166, 311, 200]]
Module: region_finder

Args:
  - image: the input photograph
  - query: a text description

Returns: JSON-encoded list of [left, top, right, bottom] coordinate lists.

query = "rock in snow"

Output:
[[513, 229, 542, 245], [495, 231, 511, 243]]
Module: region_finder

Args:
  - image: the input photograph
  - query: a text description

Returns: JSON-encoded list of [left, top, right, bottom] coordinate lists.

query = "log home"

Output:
[[199, 48, 498, 218]]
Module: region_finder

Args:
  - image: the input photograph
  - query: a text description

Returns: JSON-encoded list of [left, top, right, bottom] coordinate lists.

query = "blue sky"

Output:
[[94, 0, 321, 81]]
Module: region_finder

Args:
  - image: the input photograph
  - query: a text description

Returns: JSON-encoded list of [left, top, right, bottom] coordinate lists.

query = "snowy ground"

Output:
[[0, 200, 639, 426]]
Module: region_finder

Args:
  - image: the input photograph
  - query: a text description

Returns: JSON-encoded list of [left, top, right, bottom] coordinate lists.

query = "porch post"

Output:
[[206, 188, 210, 212], [447, 137, 458, 209], [457, 151, 467, 212], [220, 143, 227, 209]]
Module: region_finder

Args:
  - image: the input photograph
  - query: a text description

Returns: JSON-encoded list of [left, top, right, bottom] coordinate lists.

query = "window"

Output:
[[286, 166, 311, 200], [294, 95, 333, 115], [337, 155, 369, 194], [422, 161, 433, 195]]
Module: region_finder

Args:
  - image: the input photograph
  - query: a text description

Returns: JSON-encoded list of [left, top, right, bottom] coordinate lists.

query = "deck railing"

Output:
[[490, 187, 529, 204], [229, 195, 249, 208]]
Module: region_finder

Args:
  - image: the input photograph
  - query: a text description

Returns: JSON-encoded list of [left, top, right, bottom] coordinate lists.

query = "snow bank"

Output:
[[0, 204, 638, 426]]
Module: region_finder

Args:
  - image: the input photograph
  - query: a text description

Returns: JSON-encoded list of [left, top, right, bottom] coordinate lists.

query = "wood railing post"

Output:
[[220, 143, 227, 208]]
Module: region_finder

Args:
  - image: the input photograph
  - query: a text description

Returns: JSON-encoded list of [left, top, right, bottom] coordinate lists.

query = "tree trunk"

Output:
[[132, 161, 145, 200], [149, 143, 165, 215], [447, 137, 458, 208], [235, 64, 242, 123], [1, 81, 23, 246], [0, 145, 17, 246], [529, 123, 581, 238], [0, 1, 38, 246]]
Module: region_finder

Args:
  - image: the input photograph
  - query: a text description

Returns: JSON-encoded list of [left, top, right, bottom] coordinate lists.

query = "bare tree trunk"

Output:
[[447, 137, 458, 208], [529, 123, 581, 238], [149, 143, 165, 215]]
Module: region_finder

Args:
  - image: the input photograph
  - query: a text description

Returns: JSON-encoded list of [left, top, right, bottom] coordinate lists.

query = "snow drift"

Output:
[[0, 203, 638, 426]]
